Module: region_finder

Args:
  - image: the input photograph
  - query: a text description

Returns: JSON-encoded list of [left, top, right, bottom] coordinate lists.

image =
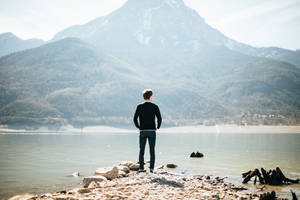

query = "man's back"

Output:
[[134, 89, 161, 173], [133, 102, 162, 130]]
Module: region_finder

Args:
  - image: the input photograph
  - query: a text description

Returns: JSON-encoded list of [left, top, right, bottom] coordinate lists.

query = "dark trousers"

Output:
[[139, 130, 156, 170]]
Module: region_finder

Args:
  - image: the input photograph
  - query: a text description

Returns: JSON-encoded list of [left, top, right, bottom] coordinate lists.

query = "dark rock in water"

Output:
[[196, 152, 204, 157], [190, 151, 204, 158], [206, 176, 210, 180], [166, 164, 177, 168]]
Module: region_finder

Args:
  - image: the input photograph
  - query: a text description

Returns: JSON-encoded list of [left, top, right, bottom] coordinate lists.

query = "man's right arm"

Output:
[[155, 105, 162, 129], [133, 105, 140, 129]]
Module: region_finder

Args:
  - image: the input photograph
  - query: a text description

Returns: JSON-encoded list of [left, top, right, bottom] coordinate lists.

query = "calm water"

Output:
[[0, 132, 299, 199]]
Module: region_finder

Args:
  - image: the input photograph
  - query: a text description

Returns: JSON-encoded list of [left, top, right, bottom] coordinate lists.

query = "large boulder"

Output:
[[119, 161, 139, 171], [128, 163, 139, 171], [94, 166, 119, 180], [120, 161, 134, 168], [119, 170, 128, 177], [117, 165, 130, 174], [83, 175, 107, 188]]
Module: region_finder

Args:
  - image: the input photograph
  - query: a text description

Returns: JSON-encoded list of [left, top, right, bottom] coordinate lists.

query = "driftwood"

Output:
[[242, 168, 264, 184], [259, 191, 276, 200], [259, 190, 298, 200], [291, 190, 298, 200], [242, 167, 299, 186]]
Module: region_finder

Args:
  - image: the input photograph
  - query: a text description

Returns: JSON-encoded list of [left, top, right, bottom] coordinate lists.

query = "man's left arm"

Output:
[[133, 106, 140, 129]]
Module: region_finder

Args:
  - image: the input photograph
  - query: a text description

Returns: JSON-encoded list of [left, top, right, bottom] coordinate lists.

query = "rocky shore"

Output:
[[8, 161, 266, 200]]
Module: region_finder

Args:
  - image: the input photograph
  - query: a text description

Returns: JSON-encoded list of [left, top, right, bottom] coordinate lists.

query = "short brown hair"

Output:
[[143, 89, 153, 100]]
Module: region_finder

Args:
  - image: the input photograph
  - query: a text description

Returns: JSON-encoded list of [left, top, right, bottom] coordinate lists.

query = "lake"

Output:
[[0, 131, 299, 199]]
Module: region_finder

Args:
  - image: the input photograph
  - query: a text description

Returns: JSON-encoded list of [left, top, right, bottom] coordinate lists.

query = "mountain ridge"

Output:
[[0, 38, 234, 128], [1, 0, 299, 128], [0, 32, 44, 58], [52, 0, 300, 67]]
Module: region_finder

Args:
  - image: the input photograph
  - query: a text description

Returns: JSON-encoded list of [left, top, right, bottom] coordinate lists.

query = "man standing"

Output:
[[133, 89, 162, 174]]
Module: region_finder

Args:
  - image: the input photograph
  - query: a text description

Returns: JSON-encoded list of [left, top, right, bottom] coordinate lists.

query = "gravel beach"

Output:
[[8, 162, 261, 200]]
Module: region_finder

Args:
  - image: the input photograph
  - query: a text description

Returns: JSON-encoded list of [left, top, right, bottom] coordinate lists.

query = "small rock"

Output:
[[88, 181, 99, 189], [120, 161, 134, 168], [94, 166, 119, 180], [40, 193, 52, 198], [98, 180, 117, 188], [54, 196, 68, 200], [166, 164, 177, 168], [117, 165, 130, 174], [67, 191, 75, 195], [129, 163, 139, 171], [119, 170, 128, 177], [212, 194, 220, 200], [77, 188, 91, 194], [156, 165, 164, 169], [83, 175, 107, 187], [125, 192, 132, 196]]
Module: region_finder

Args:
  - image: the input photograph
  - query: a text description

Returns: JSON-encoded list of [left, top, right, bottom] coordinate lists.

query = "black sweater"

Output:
[[133, 102, 162, 130]]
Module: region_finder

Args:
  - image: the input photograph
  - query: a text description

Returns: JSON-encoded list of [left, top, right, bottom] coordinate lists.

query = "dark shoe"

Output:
[[138, 169, 146, 173]]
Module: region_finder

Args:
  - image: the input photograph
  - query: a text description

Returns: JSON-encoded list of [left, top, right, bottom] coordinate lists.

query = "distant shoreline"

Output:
[[0, 125, 299, 134]]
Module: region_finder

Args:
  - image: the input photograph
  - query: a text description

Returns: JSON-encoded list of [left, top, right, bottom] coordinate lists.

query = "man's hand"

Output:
[[156, 128, 158, 131]]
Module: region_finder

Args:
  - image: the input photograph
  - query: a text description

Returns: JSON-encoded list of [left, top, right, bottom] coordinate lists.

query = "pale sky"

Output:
[[0, 0, 299, 50]]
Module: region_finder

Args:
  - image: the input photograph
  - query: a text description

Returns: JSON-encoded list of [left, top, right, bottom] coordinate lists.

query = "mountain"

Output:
[[52, 0, 300, 112], [225, 42, 300, 67], [0, 0, 299, 129], [0, 32, 44, 58], [53, 0, 300, 68], [0, 38, 230, 128]]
